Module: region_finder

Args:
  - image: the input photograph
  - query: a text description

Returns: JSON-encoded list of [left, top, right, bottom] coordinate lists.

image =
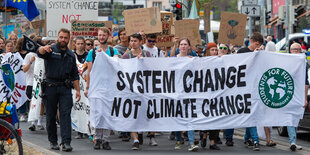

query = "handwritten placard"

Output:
[[156, 11, 174, 47], [46, 0, 99, 40], [204, 3, 211, 33], [71, 20, 112, 38], [218, 12, 247, 46], [21, 22, 35, 36], [31, 20, 45, 29], [174, 18, 201, 46], [123, 7, 162, 36]]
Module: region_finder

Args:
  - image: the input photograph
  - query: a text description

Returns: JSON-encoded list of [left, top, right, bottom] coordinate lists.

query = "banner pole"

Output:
[[4, 0, 8, 39]]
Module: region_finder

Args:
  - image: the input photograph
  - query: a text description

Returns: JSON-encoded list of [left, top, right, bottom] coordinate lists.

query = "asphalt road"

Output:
[[19, 120, 310, 155]]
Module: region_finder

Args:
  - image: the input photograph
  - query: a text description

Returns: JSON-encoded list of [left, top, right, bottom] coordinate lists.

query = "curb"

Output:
[[23, 139, 60, 155]]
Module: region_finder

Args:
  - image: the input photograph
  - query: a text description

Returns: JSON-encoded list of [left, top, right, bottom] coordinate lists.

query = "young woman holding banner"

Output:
[[174, 38, 200, 152], [199, 42, 221, 150]]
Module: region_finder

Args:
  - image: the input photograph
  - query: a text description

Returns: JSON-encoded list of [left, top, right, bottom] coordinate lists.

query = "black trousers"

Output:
[[44, 85, 73, 144]]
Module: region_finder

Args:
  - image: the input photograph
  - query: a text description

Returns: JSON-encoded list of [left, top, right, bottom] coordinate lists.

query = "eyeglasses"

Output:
[[291, 48, 301, 51], [148, 40, 156, 43], [86, 43, 93, 46], [219, 47, 228, 50]]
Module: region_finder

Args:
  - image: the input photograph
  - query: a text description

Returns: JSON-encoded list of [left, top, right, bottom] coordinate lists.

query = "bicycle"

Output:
[[0, 99, 23, 155]]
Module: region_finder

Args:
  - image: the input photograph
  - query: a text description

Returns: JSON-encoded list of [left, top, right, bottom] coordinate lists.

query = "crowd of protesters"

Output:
[[0, 26, 309, 152]]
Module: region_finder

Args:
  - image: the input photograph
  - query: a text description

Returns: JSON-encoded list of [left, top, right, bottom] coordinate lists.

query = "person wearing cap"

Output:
[[204, 42, 218, 56], [199, 42, 221, 150]]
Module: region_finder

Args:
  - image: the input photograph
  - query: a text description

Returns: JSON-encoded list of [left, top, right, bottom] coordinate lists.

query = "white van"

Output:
[[275, 33, 310, 52]]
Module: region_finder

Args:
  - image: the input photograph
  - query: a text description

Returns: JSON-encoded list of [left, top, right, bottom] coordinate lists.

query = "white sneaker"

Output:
[[188, 144, 199, 152], [20, 115, 27, 122], [296, 144, 302, 150], [149, 138, 158, 146], [37, 125, 45, 130]]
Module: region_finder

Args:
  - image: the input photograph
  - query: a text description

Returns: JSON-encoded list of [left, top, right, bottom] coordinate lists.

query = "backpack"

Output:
[[92, 46, 114, 62], [128, 50, 147, 58]]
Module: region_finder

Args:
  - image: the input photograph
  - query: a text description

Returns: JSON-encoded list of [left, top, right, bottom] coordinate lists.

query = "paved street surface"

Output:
[[20, 120, 310, 155]]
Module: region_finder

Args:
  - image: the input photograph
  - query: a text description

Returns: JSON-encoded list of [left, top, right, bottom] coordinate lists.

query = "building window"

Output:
[[153, 2, 162, 10]]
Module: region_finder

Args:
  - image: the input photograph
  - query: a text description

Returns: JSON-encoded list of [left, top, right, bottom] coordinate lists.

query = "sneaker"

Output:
[[132, 142, 139, 150], [19, 115, 27, 122], [225, 139, 234, 146], [149, 137, 158, 146], [174, 141, 182, 150], [102, 142, 111, 150], [244, 140, 253, 148], [201, 138, 206, 148], [210, 144, 220, 150], [188, 144, 199, 152], [290, 143, 296, 151], [253, 143, 260, 151], [93, 139, 101, 150], [296, 145, 302, 150], [37, 125, 45, 130], [61, 143, 73, 152], [138, 134, 143, 145], [50, 142, 59, 150], [28, 124, 36, 131]]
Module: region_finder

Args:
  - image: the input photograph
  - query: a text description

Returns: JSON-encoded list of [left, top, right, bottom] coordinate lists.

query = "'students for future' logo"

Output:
[[258, 68, 294, 108]]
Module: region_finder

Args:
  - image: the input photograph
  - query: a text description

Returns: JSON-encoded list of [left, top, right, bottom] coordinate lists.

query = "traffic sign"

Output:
[[243, 0, 258, 5], [241, 5, 261, 17]]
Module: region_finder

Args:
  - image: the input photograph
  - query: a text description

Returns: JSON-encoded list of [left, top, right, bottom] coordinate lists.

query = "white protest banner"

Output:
[[46, 0, 99, 40], [71, 63, 90, 134], [88, 52, 306, 131], [28, 56, 45, 122], [0, 53, 27, 109]]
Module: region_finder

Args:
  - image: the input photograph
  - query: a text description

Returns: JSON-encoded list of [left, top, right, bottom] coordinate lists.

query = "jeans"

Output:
[[244, 127, 259, 144], [95, 128, 110, 142], [225, 129, 234, 140], [176, 130, 195, 145], [287, 126, 296, 144]]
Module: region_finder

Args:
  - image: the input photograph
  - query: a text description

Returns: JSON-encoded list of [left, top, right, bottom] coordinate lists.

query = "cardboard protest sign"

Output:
[[123, 7, 162, 36], [46, 0, 99, 40], [71, 20, 112, 38], [21, 22, 35, 36], [156, 11, 174, 47], [204, 3, 211, 33], [218, 12, 247, 46], [31, 20, 45, 29], [174, 18, 201, 46]]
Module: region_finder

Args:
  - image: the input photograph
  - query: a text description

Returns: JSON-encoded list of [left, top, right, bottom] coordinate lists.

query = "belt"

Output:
[[46, 81, 66, 87]]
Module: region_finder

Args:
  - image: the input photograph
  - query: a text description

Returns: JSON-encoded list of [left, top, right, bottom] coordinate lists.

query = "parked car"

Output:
[[275, 33, 310, 53]]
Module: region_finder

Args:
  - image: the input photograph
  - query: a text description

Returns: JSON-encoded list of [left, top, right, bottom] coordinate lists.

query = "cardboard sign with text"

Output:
[[71, 20, 112, 38], [123, 7, 162, 36], [218, 12, 247, 46], [31, 20, 45, 29], [204, 3, 211, 33], [174, 19, 201, 46], [21, 22, 35, 37], [156, 11, 174, 47]]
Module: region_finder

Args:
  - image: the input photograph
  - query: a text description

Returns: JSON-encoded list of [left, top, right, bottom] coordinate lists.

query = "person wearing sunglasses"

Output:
[[85, 39, 94, 52], [218, 44, 229, 56], [142, 33, 164, 57]]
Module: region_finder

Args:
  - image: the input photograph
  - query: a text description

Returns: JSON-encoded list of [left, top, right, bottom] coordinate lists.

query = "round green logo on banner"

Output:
[[258, 68, 294, 108]]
